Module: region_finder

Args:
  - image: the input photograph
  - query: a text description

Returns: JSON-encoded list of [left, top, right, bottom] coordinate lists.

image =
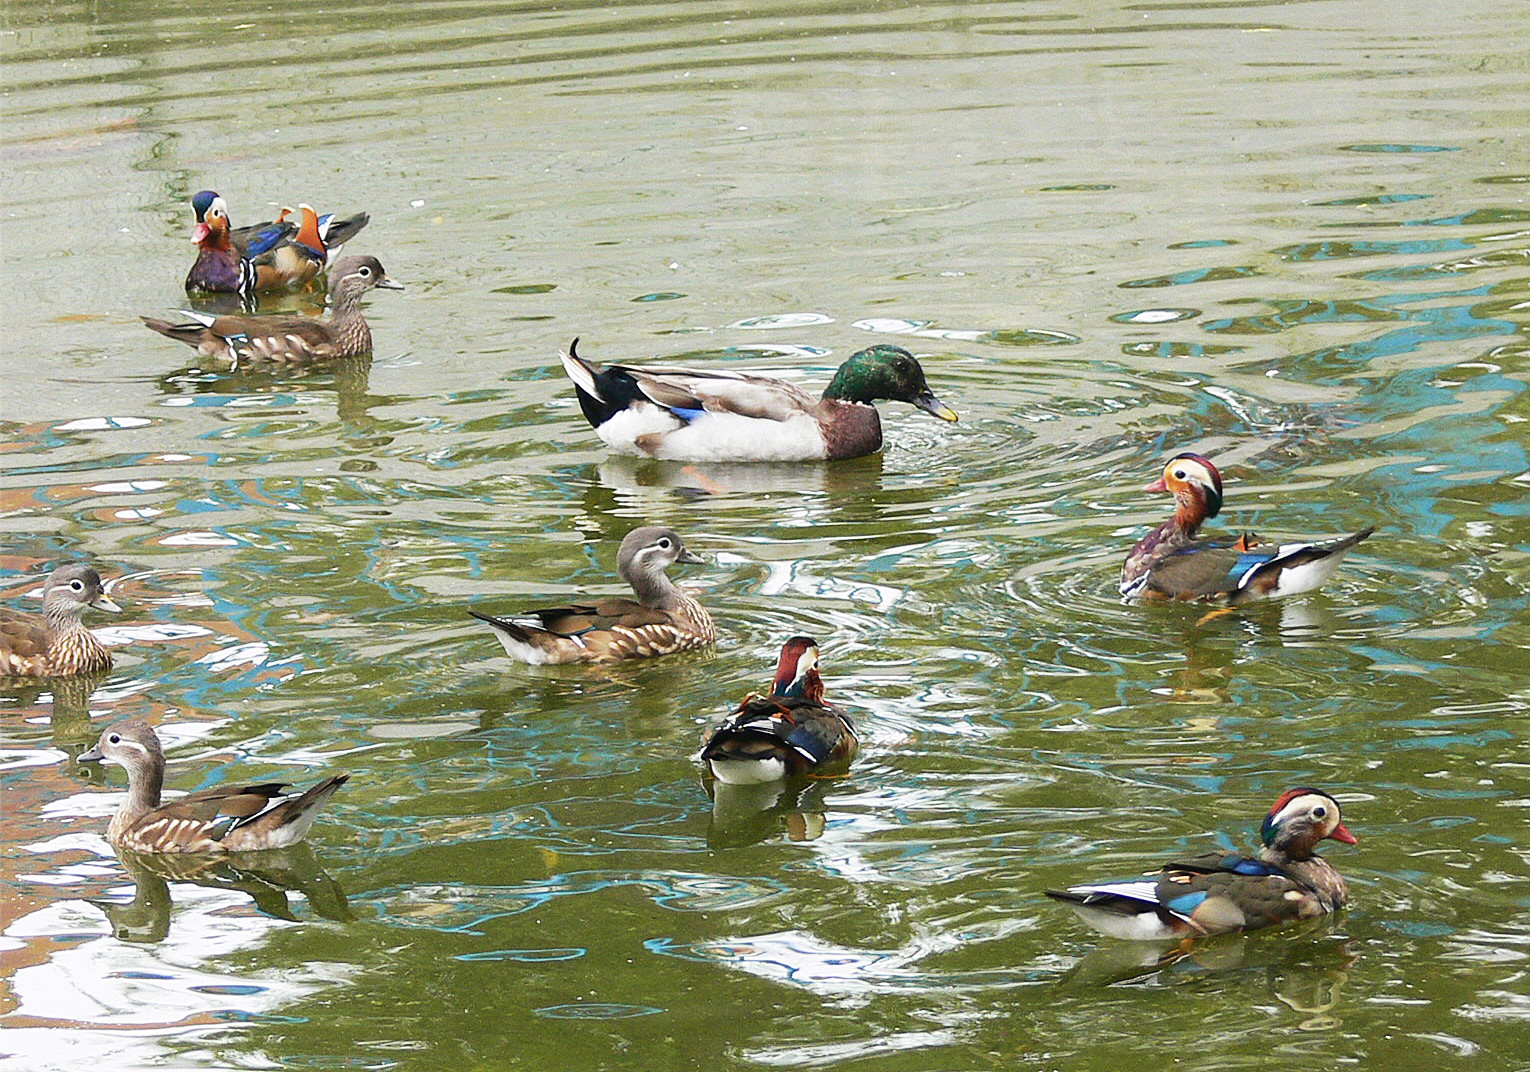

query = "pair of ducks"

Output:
[[142, 190, 402, 368], [183, 191, 370, 296], [466, 452, 1373, 673]]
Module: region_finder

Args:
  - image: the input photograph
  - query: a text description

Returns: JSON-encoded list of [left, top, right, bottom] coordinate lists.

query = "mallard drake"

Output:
[[1047, 788, 1356, 940], [701, 636, 859, 785], [146, 255, 402, 368], [560, 339, 958, 461], [468, 525, 716, 664], [185, 191, 369, 294], [0, 564, 120, 677], [1121, 452, 1373, 603], [77, 720, 348, 854]]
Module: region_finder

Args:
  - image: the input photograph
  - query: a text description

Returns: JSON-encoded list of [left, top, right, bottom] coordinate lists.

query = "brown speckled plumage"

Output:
[[469, 526, 716, 665], [77, 719, 348, 854], [0, 564, 119, 677], [145, 255, 402, 367]]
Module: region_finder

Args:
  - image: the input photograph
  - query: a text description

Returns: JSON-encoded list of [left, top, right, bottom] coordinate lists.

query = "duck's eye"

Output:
[[1172, 469, 1186, 480], [657, 537, 673, 549], [1312, 805, 1328, 819], [108, 734, 120, 744], [70, 580, 83, 591], [358, 266, 373, 277]]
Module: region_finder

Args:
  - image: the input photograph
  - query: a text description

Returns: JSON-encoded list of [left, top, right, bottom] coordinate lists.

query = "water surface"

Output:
[[3, 1, 1528, 1069]]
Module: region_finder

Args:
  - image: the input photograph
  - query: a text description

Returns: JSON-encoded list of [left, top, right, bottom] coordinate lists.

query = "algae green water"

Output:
[[2, 1, 1528, 1069]]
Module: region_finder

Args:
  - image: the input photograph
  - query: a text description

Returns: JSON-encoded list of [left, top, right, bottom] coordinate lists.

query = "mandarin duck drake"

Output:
[[1047, 789, 1356, 940], [1120, 452, 1373, 605], [0, 564, 120, 677], [701, 636, 859, 785], [146, 255, 402, 368], [468, 526, 716, 665], [560, 339, 958, 462], [185, 191, 370, 295], [77, 720, 348, 855]]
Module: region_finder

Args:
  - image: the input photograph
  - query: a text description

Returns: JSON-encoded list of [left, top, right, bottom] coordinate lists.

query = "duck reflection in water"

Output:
[[89, 844, 352, 944], [1156, 596, 1371, 706], [595, 449, 885, 510], [1057, 922, 1358, 1028], [704, 777, 834, 850]]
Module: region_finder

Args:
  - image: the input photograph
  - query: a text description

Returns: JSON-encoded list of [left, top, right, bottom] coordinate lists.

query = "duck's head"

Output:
[[1259, 788, 1356, 859], [1146, 451, 1224, 522], [327, 255, 405, 302], [770, 635, 823, 700], [77, 718, 163, 774], [43, 563, 121, 620], [190, 190, 231, 248], [617, 525, 702, 580], [824, 346, 958, 421]]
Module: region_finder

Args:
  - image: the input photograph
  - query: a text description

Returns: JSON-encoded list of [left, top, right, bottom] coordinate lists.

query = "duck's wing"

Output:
[[125, 777, 348, 852], [230, 219, 296, 258], [622, 366, 820, 422], [0, 608, 51, 671], [702, 697, 858, 773], [1134, 542, 1250, 600], [1142, 528, 1372, 602], [1045, 852, 1301, 938], [528, 597, 673, 636]]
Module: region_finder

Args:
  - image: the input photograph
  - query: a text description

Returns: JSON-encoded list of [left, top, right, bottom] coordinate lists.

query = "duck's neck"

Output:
[[629, 567, 682, 611], [817, 399, 883, 460], [109, 762, 164, 841], [327, 291, 373, 355], [1171, 493, 1209, 537], [44, 604, 87, 634]]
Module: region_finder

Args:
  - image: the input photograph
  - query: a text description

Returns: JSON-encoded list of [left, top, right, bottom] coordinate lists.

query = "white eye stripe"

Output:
[[1273, 793, 1333, 826]]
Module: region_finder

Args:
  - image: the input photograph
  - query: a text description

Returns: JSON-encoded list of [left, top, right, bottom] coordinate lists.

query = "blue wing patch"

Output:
[[243, 225, 290, 258], [1165, 889, 1209, 915], [783, 723, 834, 765], [666, 406, 707, 424], [1223, 855, 1284, 877]]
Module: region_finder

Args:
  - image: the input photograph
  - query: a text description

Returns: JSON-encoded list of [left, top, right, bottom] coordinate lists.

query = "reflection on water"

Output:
[[4, 0, 1530, 1069], [91, 846, 351, 944]]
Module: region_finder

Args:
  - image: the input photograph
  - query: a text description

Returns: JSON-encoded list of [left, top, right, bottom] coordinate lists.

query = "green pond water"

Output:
[[2, 0, 1528, 1069]]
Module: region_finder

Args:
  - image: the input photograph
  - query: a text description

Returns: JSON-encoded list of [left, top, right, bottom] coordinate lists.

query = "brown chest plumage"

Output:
[[819, 401, 883, 461]]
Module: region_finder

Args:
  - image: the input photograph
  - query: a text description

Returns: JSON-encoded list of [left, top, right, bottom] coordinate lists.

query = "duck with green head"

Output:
[[560, 339, 958, 461]]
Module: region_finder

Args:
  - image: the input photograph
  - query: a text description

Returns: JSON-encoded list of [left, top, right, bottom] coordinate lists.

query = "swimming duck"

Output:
[[701, 636, 859, 785], [1120, 452, 1373, 603], [1046, 788, 1356, 940], [0, 564, 120, 677], [560, 339, 958, 461], [77, 719, 349, 854], [146, 255, 402, 368], [185, 191, 369, 294], [468, 526, 716, 664]]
